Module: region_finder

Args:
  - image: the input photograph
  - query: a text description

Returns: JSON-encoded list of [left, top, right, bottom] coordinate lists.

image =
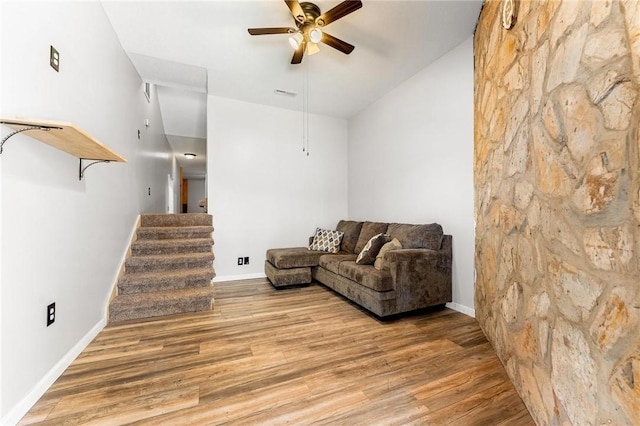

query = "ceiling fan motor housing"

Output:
[[299, 2, 322, 25]]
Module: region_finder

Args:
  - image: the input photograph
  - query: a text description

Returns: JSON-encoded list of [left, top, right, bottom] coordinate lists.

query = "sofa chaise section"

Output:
[[265, 247, 326, 287]]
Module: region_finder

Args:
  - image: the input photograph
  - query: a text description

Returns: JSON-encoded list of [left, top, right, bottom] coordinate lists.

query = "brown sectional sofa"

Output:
[[265, 220, 452, 317]]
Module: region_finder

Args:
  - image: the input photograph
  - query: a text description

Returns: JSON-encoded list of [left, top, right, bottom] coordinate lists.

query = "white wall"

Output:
[[348, 37, 475, 315], [0, 1, 4, 414], [208, 95, 348, 280], [166, 158, 181, 214], [0, 2, 173, 423], [0, 106, 3, 422], [187, 178, 206, 213]]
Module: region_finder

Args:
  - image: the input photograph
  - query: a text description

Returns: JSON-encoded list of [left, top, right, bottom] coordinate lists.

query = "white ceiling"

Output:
[[101, 0, 483, 177]]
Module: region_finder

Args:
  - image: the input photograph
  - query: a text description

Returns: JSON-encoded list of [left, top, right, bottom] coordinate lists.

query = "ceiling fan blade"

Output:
[[284, 0, 306, 23], [291, 40, 306, 64], [320, 32, 355, 54], [316, 0, 362, 26], [248, 27, 293, 35]]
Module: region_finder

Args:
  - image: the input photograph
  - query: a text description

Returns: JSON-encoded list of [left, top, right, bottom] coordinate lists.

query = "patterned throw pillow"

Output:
[[309, 228, 344, 253], [356, 233, 391, 265]]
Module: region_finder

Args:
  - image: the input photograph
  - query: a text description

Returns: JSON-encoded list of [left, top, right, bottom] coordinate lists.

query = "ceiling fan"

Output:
[[248, 0, 363, 64]]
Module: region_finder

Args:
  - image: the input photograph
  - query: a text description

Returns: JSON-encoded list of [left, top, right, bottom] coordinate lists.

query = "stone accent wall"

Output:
[[474, 1, 639, 424]]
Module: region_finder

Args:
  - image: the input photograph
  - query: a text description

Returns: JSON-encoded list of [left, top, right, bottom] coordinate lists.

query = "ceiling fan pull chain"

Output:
[[302, 70, 307, 152], [302, 66, 306, 154], [305, 60, 310, 156]]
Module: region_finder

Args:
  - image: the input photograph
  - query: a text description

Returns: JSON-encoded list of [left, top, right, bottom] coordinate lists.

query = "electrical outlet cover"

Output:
[[50, 46, 60, 72], [47, 302, 56, 326]]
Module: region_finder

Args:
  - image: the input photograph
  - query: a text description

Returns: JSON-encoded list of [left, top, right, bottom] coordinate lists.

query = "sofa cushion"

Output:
[[267, 247, 325, 269], [386, 223, 444, 250], [374, 238, 403, 271], [309, 228, 344, 253], [265, 260, 311, 287], [319, 253, 357, 274], [338, 261, 393, 292], [336, 220, 363, 253], [354, 222, 389, 254], [356, 233, 391, 265]]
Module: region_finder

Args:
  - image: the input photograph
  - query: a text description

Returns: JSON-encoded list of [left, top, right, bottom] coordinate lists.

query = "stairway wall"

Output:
[[0, 2, 175, 423]]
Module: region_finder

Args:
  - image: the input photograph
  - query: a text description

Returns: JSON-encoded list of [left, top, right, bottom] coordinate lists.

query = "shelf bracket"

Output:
[[0, 124, 62, 155], [79, 159, 111, 181]]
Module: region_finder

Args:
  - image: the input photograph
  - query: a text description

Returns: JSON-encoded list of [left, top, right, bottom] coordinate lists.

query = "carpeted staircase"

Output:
[[109, 213, 215, 323]]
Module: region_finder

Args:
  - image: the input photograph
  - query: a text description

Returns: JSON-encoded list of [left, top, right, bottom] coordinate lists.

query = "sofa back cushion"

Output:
[[387, 223, 444, 250], [336, 220, 363, 253], [354, 222, 389, 254]]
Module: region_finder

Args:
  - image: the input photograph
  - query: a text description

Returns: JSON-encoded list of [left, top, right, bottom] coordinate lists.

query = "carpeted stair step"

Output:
[[109, 287, 216, 323], [141, 213, 212, 227], [109, 213, 216, 324], [131, 238, 214, 256], [136, 226, 214, 241], [118, 267, 215, 294], [125, 252, 214, 273]]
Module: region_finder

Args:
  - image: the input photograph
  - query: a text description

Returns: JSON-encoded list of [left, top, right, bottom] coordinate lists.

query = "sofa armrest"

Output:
[[384, 235, 452, 312]]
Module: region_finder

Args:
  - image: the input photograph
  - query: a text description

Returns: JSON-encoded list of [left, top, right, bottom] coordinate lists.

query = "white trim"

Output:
[[0, 155, 3, 418], [446, 302, 476, 318], [105, 215, 141, 320], [1, 319, 105, 426], [213, 272, 266, 283]]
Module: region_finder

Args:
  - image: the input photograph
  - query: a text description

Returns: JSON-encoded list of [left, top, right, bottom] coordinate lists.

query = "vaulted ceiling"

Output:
[[101, 1, 483, 177]]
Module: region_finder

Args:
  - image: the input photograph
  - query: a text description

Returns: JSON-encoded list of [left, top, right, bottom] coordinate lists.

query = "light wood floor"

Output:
[[20, 278, 534, 425]]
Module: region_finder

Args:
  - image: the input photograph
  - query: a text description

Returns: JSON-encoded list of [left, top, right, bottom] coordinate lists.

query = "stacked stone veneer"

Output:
[[474, 1, 639, 425]]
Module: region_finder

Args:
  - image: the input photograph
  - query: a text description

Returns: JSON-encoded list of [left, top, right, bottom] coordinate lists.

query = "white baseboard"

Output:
[[1, 319, 105, 426], [446, 302, 476, 318], [105, 215, 141, 320], [213, 272, 266, 283]]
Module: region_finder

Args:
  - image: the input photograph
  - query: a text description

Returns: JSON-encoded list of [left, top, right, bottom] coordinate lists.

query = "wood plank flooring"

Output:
[[19, 278, 534, 425]]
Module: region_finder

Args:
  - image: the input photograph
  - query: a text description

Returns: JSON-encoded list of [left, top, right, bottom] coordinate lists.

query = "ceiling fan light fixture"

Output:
[[288, 32, 304, 49], [307, 42, 320, 55], [308, 27, 323, 44], [184, 153, 197, 159]]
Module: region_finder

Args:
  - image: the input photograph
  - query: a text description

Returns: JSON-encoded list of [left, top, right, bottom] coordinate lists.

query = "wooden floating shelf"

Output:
[[1, 117, 127, 162], [0, 117, 127, 180]]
